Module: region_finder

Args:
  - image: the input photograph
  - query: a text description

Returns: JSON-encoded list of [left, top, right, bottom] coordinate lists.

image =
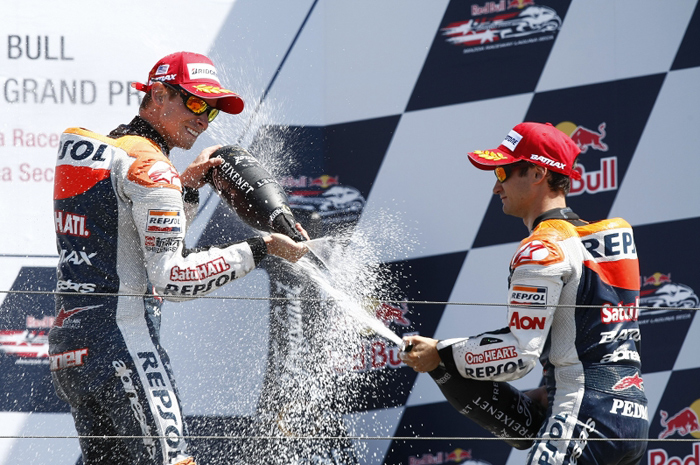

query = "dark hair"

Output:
[[139, 84, 178, 110], [516, 160, 573, 195]]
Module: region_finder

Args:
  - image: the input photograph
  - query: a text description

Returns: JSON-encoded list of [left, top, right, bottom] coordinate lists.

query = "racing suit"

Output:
[[49, 117, 268, 465], [436, 208, 648, 464]]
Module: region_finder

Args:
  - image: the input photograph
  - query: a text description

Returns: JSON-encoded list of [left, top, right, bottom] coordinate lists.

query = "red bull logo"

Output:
[[508, 0, 534, 8], [570, 123, 609, 154], [351, 339, 404, 373], [374, 301, 411, 327], [648, 442, 700, 465], [557, 121, 608, 154], [643, 272, 673, 287], [658, 400, 700, 439], [556, 121, 617, 196], [408, 448, 478, 465], [310, 175, 339, 189], [445, 448, 472, 462]]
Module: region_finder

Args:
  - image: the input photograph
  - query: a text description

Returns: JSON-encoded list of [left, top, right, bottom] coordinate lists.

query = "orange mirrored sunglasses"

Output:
[[163, 82, 219, 122]]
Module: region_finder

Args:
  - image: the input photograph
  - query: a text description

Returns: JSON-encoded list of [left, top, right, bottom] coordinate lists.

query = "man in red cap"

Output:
[[50, 52, 309, 465], [402, 122, 648, 464]]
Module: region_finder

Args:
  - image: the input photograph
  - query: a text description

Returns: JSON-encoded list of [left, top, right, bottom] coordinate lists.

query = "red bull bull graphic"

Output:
[[570, 123, 609, 154], [374, 301, 411, 327], [555, 121, 616, 196], [556, 121, 609, 154], [658, 400, 700, 440]]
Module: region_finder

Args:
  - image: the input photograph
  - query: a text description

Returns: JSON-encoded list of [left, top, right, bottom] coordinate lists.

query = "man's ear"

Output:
[[532, 166, 548, 184], [150, 82, 167, 106]]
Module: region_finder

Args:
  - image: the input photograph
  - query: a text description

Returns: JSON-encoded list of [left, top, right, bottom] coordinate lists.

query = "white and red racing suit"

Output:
[[436, 208, 648, 464], [49, 118, 268, 465]]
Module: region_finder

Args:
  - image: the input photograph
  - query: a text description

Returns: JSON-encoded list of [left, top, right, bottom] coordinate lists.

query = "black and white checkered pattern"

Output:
[[1, 1, 699, 464]]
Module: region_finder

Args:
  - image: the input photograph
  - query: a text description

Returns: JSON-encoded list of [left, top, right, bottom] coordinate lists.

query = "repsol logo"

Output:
[[532, 414, 595, 464], [509, 311, 545, 330], [465, 358, 527, 378], [582, 229, 636, 259], [58, 139, 109, 162], [137, 352, 185, 460], [163, 271, 238, 296]]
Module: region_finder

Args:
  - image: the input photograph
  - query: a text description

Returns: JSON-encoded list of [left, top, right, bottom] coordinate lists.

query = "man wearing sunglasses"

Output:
[[402, 122, 648, 464], [50, 52, 309, 465]]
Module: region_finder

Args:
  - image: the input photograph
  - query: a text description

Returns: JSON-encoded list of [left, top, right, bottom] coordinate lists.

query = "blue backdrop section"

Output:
[[671, 0, 700, 70], [0, 266, 65, 413]]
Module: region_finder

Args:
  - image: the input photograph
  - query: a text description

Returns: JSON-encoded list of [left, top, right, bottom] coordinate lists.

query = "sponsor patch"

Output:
[[54, 210, 90, 238], [612, 373, 644, 391], [163, 271, 238, 296], [155, 64, 170, 75], [601, 301, 639, 324], [50, 348, 88, 372], [56, 280, 96, 294], [59, 249, 97, 266], [148, 161, 181, 187], [601, 347, 640, 364], [502, 129, 522, 151], [146, 210, 182, 234], [187, 62, 218, 79], [170, 257, 231, 282], [144, 236, 180, 253], [54, 304, 101, 328], [464, 358, 527, 379], [530, 154, 566, 170], [610, 399, 648, 420], [510, 285, 548, 306], [511, 239, 563, 268], [465, 345, 517, 365], [509, 311, 545, 330]]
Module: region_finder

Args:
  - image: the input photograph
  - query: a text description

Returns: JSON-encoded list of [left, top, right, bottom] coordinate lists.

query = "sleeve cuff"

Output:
[[245, 237, 268, 265], [437, 343, 459, 375]]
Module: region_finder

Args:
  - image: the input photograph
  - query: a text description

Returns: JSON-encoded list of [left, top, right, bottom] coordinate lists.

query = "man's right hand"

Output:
[[180, 145, 223, 189], [400, 335, 442, 373], [264, 234, 309, 263]]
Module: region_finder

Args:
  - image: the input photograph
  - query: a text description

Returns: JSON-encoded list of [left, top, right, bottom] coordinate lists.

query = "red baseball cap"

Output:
[[467, 122, 581, 180], [132, 51, 244, 115]]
